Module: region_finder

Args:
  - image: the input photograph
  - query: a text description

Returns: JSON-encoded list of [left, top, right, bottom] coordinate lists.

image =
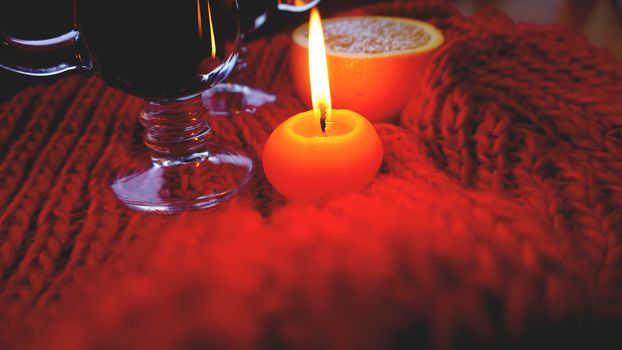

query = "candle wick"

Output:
[[320, 102, 327, 134]]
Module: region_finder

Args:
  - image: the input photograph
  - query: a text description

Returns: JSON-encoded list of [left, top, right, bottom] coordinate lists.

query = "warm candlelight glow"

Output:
[[207, 0, 217, 58], [308, 8, 332, 133], [197, 0, 217, 58]]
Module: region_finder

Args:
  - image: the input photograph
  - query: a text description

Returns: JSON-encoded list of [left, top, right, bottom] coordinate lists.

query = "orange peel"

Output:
[[291, 16, 444, 122]]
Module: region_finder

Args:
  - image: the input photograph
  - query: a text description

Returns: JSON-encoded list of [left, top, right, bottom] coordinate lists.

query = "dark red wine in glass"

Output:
[[202, 0, 320, 116], [1, 0, 254, 213]]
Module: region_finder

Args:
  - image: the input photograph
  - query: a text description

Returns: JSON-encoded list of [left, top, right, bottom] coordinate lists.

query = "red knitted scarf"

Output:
[[0, 1, 621, 349]]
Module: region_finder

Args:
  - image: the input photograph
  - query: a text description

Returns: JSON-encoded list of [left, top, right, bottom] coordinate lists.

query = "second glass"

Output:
[[202, 0, 321, 116]]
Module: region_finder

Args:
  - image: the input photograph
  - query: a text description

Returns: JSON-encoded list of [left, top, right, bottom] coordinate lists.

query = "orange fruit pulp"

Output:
[[291, 16, 444, 122]]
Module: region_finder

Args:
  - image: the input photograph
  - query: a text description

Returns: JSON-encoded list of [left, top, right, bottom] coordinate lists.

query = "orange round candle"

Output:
[[263, 8, 383, 201], [262, 109, 383, 202]]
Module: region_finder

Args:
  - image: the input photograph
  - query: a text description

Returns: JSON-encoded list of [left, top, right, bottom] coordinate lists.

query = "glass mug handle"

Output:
[[0, 29, 90, 77], [277, 0, 321, 12]]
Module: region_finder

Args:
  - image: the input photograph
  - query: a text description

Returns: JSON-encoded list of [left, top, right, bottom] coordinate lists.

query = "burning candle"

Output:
[[262, 8, 383, 202]]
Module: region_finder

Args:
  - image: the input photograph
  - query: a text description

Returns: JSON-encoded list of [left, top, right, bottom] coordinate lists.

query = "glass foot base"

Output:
[[202, 83, 276, 116], [111, 144, 254, 214]]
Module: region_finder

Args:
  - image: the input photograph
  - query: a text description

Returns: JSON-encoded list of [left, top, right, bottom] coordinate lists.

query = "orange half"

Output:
[[291, 16, 444, 122]]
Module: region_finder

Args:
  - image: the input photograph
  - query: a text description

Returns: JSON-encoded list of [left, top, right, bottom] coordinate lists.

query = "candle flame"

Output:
[[197, 0, 217, 58], [308, 8, 331, 133]]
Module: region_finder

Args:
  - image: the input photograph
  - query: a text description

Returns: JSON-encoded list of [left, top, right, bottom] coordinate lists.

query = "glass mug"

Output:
[[0, 0, 257, 213]]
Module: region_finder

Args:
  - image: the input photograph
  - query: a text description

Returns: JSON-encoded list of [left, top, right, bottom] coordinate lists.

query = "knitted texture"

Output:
[[1, 1, 621, 349]]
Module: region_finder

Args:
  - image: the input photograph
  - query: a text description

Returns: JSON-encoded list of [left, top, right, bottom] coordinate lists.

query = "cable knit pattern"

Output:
[[0, 1, 621, 349]]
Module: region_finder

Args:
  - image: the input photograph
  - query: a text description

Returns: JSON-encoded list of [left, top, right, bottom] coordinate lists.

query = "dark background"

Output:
[[1, 0, 621, 102]]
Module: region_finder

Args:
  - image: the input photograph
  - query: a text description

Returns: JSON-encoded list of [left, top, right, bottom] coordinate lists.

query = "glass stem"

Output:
[[140, 95, 212, 163]]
